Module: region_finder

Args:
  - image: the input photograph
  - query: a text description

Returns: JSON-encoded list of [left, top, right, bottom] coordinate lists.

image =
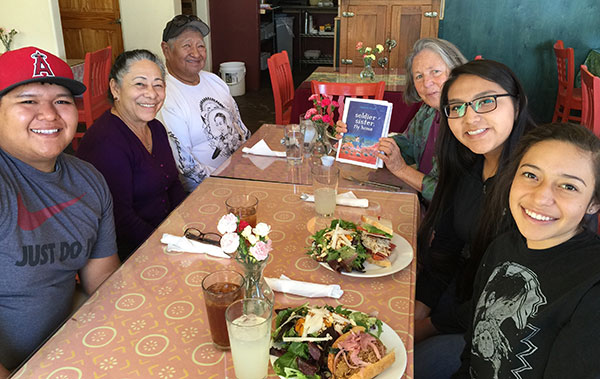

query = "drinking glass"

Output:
[[201, 270, 245, 350], [226, 298, 273, 379], [299, 116, 316, 153], [311, 165, 339, 217], [225, 194, 259, 227], [284, 124, 304, 165]]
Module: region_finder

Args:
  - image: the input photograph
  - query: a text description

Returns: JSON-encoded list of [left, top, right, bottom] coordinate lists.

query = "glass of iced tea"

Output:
[[201, 270, 245, 350], [225, 194, 259, 227]]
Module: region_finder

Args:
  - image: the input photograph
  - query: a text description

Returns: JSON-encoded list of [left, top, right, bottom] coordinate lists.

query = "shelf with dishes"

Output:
[[300, 33, 335, 38], [300, 54, 334, 65]]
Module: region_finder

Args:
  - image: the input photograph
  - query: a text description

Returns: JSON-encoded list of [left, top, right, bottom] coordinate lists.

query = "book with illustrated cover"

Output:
[[335, 97, 393, 169]]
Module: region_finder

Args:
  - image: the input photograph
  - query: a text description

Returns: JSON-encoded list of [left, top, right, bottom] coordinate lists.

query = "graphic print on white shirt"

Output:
[[470, 262, 547, 379], [199, 97, 248, 159], [159, 71, 250, 192]]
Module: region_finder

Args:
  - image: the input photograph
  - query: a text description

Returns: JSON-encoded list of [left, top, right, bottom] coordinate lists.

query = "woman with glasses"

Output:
[[77, 50, 186, 261], [337, 38, 467, 202], [414, 59, 536, 377]]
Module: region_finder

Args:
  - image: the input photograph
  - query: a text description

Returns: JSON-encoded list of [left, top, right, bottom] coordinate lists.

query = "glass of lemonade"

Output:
[[226, 298, 273, 379], [225, 194, 259, 227], [311, 165, 339, 217], [202, 270, 245, 350]]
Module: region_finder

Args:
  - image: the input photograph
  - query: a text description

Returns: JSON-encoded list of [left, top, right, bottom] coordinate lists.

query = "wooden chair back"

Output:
[[581, 64, 600, 136], [267, 51, 294, 125], [310, 80, 385, 120], [552, 40, 582, 123], [72, 46, 112, 150]]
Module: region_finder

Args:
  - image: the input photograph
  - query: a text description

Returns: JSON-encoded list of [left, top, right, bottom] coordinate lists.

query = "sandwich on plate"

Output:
[[328, 325, 396, 378], [358, 215, 395, 268]]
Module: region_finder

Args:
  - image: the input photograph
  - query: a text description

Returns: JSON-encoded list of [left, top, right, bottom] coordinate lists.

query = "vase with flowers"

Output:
[[304, 94, 339, 159], [218, 213, 274, 303], [0, 27, 18, 52], [356, 41, 384, 80]]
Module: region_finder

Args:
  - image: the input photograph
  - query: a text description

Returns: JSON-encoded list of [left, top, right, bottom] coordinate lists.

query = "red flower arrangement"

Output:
[[304, 94, 339, 137]]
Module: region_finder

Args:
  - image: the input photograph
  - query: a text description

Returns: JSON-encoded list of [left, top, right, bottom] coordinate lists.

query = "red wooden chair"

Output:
[[581, 64, 600, 137], [310, 80, 385, 120], [552, 40, 582, 123], [72, 46, 112, 150], [267, 51, 294, 125]]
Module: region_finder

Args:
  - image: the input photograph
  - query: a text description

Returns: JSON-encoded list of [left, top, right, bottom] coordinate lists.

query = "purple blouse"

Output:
[[77, 110, 187, 260]]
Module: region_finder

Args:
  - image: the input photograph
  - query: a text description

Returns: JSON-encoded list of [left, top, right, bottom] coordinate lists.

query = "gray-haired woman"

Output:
[[337, 38, 467, 201], [77, 49, 186, 261]]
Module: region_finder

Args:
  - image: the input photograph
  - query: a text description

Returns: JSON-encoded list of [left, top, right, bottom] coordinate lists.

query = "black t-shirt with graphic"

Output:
[[454, 229, 600, 378]]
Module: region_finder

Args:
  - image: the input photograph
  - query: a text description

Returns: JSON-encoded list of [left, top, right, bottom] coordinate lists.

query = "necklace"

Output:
[[130, 126, 152, 152], [112, 108, 152, 152]]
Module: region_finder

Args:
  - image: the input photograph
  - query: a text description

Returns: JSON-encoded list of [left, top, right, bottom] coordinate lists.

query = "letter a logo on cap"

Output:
[[31, 50, 55, 78]]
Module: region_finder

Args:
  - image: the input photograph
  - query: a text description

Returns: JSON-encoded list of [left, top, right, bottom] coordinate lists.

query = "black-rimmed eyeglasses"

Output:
[[443, 94, 514, 119], [184, 228, 221, 246]]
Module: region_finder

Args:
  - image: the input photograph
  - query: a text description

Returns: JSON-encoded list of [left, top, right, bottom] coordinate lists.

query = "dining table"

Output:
[[290, 66, 422, 134], [212, 123, 413, 193], [11, 177, 419, 379]]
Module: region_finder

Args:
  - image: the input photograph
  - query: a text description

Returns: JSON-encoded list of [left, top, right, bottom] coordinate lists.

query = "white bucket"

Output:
[[219, 61, 246, 96]]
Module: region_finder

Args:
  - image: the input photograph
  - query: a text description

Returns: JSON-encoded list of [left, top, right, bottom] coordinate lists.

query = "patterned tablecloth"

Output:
[[212, 124, 413, 193], [13, 178, 418, 379]]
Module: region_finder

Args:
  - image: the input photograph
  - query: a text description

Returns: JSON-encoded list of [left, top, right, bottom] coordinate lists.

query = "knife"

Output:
[[343, 176, 404, 191]]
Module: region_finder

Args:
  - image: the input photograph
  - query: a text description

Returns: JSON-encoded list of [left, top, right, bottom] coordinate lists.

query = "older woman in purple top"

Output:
[[77, 49, 186, 261]]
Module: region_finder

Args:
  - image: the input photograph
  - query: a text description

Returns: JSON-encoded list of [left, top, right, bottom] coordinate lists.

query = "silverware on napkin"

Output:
[[344, 176, 404, 191]]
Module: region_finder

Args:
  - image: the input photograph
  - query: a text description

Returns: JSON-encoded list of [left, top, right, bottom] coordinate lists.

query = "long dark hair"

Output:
[[417, 59, 536, 300], [470, 122, 600, 271]]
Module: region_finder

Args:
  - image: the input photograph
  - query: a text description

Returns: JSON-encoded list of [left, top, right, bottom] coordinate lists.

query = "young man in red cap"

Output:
[[158, 15, 250, 192], [0, 47, 119, 375]]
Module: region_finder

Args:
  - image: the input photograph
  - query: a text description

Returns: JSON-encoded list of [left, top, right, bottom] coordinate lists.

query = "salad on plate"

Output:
[[270, 303, 383, 379], [307, 218, 396, 273]]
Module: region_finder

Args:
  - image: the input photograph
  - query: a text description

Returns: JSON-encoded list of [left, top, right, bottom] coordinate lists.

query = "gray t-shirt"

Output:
[[0, 150, 117, 369]]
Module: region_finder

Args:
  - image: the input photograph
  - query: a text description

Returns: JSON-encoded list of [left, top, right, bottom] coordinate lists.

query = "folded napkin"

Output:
[[246, 155, 276, 171], [265, 275, 343, 299], [242, 139, 286, 157], [160, 233, 230, 259], [303, 191, 369, 208]]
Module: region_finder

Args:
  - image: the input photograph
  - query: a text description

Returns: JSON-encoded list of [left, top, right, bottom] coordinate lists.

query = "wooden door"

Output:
[[339, 4, 388, 68], [59, 0, 124, 61], [388, 2, 439, 69]]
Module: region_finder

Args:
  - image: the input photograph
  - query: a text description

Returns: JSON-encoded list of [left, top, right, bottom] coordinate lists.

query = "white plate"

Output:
[[271, 320, 408, 378], [320, 233, 413, 278]]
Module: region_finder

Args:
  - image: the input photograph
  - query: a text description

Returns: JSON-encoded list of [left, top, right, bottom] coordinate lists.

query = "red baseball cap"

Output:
[[0, 46, 86, 97]]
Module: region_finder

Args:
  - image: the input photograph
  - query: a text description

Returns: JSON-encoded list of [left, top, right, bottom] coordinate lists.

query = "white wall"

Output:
[[0, 0, 65, 57], [120, 0, 212, 70], [119, 0, 180, 58], [196, 0, 212, 71]]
